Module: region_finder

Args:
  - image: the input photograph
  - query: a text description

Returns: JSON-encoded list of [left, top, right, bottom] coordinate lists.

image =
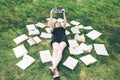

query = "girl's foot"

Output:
[[48, 67, 59, 78], [53, 68, 59, 78]]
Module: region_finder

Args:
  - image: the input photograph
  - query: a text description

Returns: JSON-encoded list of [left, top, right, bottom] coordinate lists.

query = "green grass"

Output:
[[0, 0, 120, 80]]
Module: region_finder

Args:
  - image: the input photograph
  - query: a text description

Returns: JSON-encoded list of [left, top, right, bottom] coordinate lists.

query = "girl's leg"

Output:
[[53, 42, 67, 68], [52, 42, 59, 69]]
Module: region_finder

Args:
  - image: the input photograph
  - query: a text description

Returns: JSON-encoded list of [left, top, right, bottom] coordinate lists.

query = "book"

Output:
[[71, 26, 80, 34], [28, 29, 40, 36], [27, 36, 41, 46], [45, 28, 52, 33], [26, 24, 36, 31], [16, 54, 35, 70], [79, 43, 93, 53], [74, 34, 85, 42], [68, 39, 79, 47], [33, 36, 41, 43], [63, 56, 78, 70], [65, 30, 70, 35], [27, 38, 36, 46], [13, 44, 28, 58], [40, 32, 52, 38], [94, 44, 109, 56], [86, 30, 102, 40], [39, 50, 52, 63], [13, 34, 28, 44], [69, 46, 83, 55], [83, 26, 93, 30], [80, 54, 97, 66], [35, 22, 46, 28], [70, 20, 80, 25]]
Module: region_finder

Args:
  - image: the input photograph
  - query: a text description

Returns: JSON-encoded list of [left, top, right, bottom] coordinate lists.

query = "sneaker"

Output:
[[48, 67, 55, 75], [53, 69, 59, 78]]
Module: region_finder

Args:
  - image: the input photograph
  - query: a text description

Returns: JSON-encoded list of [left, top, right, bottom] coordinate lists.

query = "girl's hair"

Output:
[[53, 21, 62, 28]]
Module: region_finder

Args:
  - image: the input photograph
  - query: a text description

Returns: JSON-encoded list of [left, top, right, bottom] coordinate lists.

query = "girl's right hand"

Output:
[[62, 9, 65, 13], [50, 10, 54, 13]]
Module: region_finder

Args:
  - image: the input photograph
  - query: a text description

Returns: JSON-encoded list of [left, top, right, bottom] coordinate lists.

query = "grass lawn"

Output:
[[0, 0, 120, 80]]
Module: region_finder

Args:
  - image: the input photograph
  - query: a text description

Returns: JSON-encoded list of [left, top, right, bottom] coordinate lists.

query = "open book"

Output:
[[13, 44, 28, 58], [40, 32, 52, 38], [35, 22, 46, 28], [86, 30, 102, 40], [69, 46, 83, 55], [68, 39, 79, 48], [63, 56, 78, 70], [39, 50, 52, 63], [13, 34, 28, 44], [26, 24, 36, 31], [94, 44, 109, 56], [80, 54, 97, 66], [27, 36, 41, 46], [70, 20, 80, 25], [16, 54, 35, 70], [79, 43, 93, 53]]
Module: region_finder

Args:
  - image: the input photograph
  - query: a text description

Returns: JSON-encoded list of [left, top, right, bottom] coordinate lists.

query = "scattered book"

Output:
[[35, 22, 46, 28], [70, 20, 80, 25], [80, 54, 97, 66], [86, 30, 102, 40], [65, 30, 70, 35], [77, 25, 84, 29], [39, 50, 52, 63], [26, 24, 36, 31], [27, 36, 41, 46], [13, 34, 28, 44], [68, 39, 79, 47], [27, 38, 36, 46], [94, 44, 109, 56], [79, 43, 93, 53], [69, 46, 83, 55], [83, 26, 93, 30], [28, 29, 40, 36], [16, 54, 35, 70], [13, 44, 28, 58], [45, 28, 52, 33], [33, 36, 41, 43], [71, 26, 80, 34], [63, 56, 78, 70], [74, 34, 85, 42], [40, 32, 52, 38]]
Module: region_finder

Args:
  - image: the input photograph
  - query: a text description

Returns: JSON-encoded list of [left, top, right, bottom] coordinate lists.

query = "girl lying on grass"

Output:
[[48, 8, 69, 78]]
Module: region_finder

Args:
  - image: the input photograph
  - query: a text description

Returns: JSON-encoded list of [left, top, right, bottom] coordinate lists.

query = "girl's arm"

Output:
[[49, 10, 54, 30], [63, 9, 67, 29]]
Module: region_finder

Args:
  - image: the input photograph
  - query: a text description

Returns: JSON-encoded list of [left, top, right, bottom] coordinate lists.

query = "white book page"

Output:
[[86, 30, 102, 40], [13, 34, 28, 44], [94, 44, 109, 56], [68, 39, 79, 47], [80, 54, 97, 66], [13, 44, 28, 58], [39, 50, 52, 63], [63, 56, 78, 70], [40, 32, 52, 38], [26, 24, 36, 31], [16, 55, 35, 70]]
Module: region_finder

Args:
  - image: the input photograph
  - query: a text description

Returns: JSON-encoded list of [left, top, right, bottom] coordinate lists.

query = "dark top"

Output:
[[51, 27, 69, 47]]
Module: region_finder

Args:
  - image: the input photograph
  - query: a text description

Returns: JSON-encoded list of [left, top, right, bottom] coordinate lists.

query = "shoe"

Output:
[[53, 69, 59, 78], [48, 67, 54, 75]]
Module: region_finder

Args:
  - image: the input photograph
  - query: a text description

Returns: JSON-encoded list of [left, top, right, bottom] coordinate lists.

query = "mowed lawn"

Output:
[[0, 0, 120, 80]]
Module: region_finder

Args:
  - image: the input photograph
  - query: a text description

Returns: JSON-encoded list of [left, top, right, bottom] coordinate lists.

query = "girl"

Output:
[[49, 9, 69, 78]]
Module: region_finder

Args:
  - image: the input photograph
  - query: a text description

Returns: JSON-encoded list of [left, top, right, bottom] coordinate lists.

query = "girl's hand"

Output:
[[50, 10, 54, 13], [62, 9, 65, 13]]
